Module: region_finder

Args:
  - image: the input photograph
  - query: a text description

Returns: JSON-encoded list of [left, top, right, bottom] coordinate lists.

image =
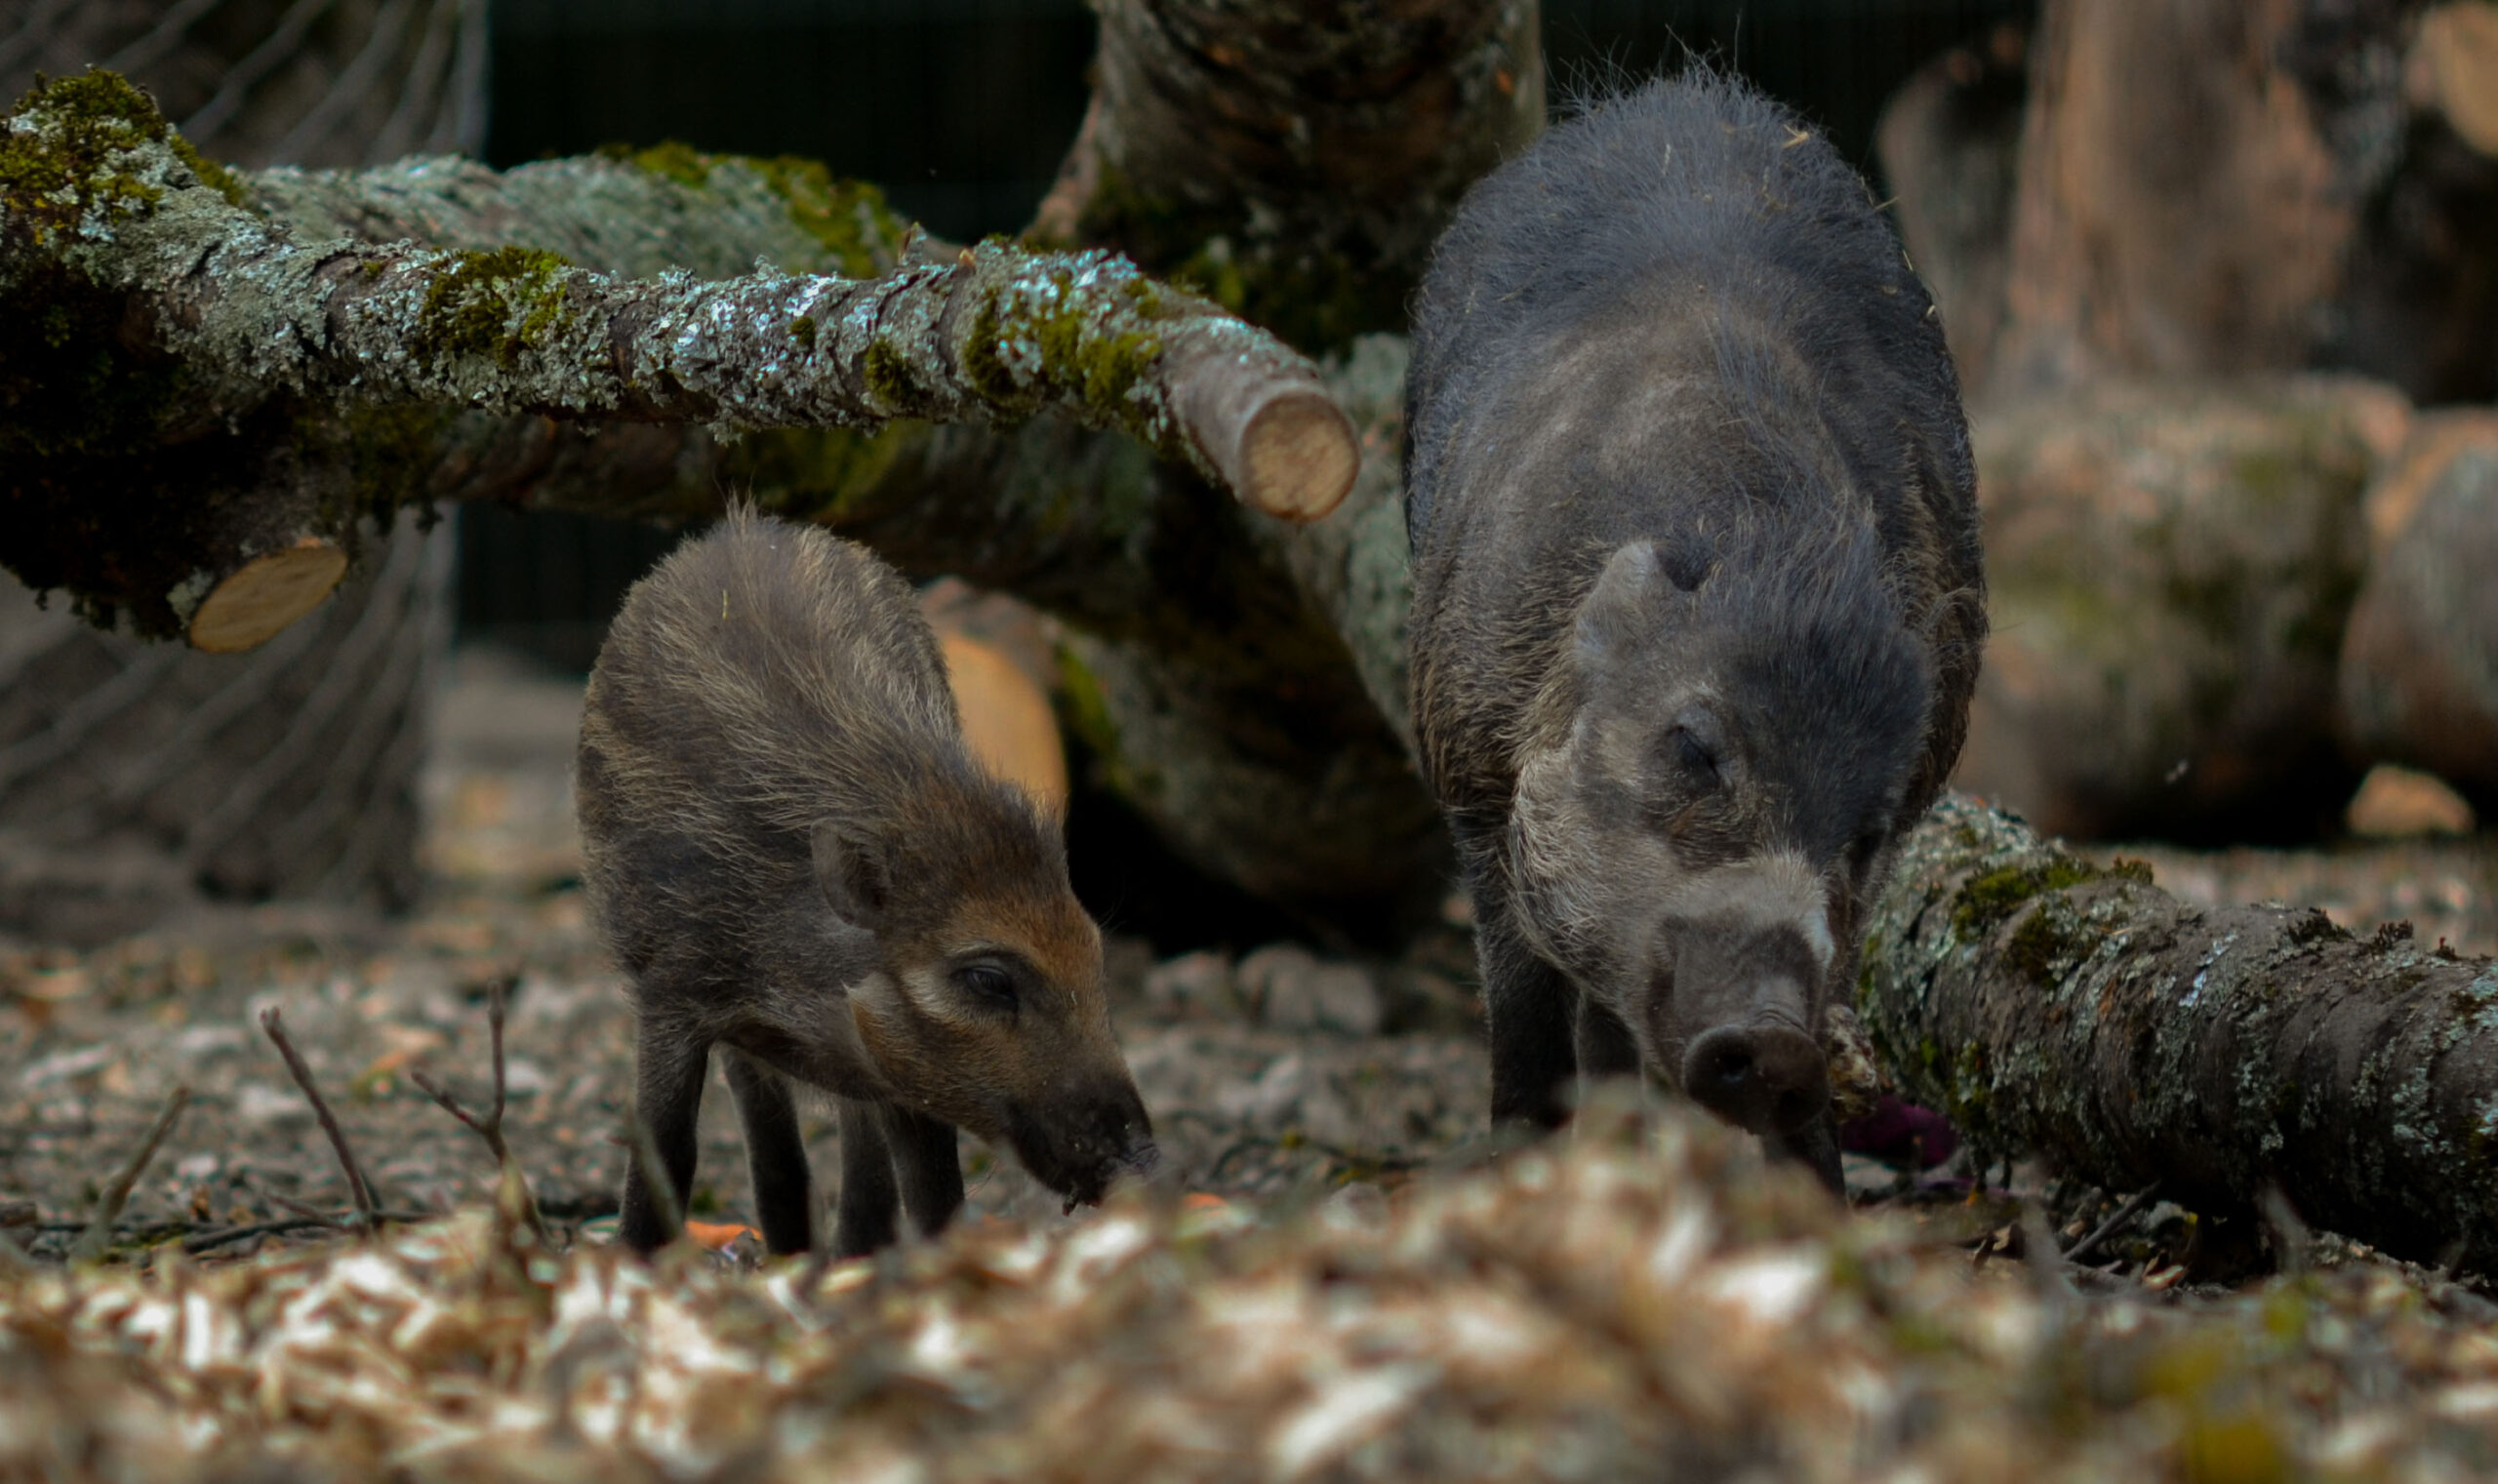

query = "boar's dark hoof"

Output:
[[1682, 1023, 1830, 1136]]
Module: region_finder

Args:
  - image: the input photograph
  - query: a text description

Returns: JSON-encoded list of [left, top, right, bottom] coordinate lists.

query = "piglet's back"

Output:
[[578, 511, 958, 972]]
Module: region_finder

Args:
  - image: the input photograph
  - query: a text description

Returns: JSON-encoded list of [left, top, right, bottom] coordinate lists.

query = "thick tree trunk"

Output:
[[1933, 0, 2498, 405], [1863, 792, 2498, 1272], [1034, 0, 1543, 353]]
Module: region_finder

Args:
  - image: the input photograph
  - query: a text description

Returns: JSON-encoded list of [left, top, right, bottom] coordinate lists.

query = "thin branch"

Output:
[[265, 1191, 345, 1225], [68, 1086, 190, 1265], [258, 1008, 381, 1232], [182, 1209, 433, 1256], [182, 1218, 337, 1255], [2063, 1183, 2163, 1265], [409, 976, 550, 1247]]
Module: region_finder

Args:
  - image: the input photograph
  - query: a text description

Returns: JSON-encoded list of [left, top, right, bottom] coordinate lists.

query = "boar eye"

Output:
[[953, 963, 1020, 1012], [1672, 727, 1719, 784]]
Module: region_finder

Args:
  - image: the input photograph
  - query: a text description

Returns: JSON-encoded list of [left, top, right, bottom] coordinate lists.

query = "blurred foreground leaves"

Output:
[[5, 1097, 2497, 1482]]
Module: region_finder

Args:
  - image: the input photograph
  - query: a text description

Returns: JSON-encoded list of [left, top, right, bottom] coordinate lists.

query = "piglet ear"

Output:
[[812, 821, 893, 929], [1575, 540, 1664, 669]]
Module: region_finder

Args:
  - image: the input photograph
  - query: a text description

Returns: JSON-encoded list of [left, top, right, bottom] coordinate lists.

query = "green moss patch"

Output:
[[752, 155, 902, 277], [1950, 858, 2102, 941], [602, 141, 903, 277], [413, 246, 576, 369], [0, 70, 248, 239]]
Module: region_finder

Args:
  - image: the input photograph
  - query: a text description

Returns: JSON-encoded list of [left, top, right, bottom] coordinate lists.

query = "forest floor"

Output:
[[5, 648, 2498, 1479]]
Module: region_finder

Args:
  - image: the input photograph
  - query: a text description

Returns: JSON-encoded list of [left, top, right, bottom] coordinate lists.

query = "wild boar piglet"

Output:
[[578, 509, 1153, 1255], [1404, 73, 1988, 1188]]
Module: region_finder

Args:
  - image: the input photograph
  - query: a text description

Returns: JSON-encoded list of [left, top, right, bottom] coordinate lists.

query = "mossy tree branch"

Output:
[[0, 70, 1353, 640], [1864, 792, 2498, 1272]]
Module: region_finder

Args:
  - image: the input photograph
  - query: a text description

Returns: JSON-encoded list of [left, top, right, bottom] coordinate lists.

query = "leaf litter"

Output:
[[6, 649, 2498, 1479]]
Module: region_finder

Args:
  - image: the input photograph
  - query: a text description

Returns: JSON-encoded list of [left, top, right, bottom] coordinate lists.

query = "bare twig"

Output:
[[182, 1218, 337, 1255], [259, 1008, 381, 1232], [68, 1087, 190, 1265], [410, 976, 551, 1247], [265, 1192, 345, 1226], [2063, 1182, 2163, 1265]]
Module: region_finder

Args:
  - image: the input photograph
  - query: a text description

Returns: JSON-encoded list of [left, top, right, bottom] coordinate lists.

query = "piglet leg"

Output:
[[833, 1097, 899, 1257], [724, 1050, 814, 1255], [620, 1015, 710, 1253], [887, 1105, 965, 1238]]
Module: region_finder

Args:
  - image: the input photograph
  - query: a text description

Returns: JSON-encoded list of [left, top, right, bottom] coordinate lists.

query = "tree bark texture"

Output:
[[1034, 0, 1544, 354], [2338, 410, 2498, 809], [1863, 791, 2498, 1273], [0, 72, 1357, 641], [1950, 375, 2408, 842]]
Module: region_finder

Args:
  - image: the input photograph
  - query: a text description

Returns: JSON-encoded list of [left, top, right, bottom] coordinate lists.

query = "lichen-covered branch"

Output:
[[3, 71, 1350, 506], [1861, 792, 2498, 1271], [0, 70, 1354, 637]]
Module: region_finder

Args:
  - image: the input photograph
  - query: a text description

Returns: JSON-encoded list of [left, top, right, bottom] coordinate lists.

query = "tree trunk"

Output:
[[1034, 0, 1543, 354], [1862, 791, 2498, 1273], [1939, 0, 2498, 405]]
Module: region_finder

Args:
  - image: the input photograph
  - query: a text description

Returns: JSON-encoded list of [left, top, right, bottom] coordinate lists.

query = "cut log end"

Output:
[[186, 539, 348, 653], [1221, 389, 1361, 523]]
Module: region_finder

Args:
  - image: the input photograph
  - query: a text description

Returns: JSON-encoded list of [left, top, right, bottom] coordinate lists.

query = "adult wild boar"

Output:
[[1404, 74, 1986, 1187]]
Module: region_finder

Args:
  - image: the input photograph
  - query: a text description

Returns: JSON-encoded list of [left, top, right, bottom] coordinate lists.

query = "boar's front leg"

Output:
[[1574, 996, 1641, 1086], [1473, 881, 1580, 1131], [833, 1096, 900, 1257], [1763, 1106, 1847, 1197], [886, 1106, 965, 1238], [723, 1050, 814, 1254], [620, 1011, 710, 1253]]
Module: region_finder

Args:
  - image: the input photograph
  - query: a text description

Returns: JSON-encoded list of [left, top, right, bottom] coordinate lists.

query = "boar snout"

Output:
[[1008, 1083, 1156, 1209], [1681, 1021, 1829, 1135]]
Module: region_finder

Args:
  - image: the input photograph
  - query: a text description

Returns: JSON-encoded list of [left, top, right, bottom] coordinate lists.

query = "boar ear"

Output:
[[812, 821, 893, 929], [1578, 537, 1678, 664]]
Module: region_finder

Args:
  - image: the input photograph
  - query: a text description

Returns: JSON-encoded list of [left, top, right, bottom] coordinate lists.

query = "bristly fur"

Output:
[[1402, 71, 1986, 1169], [578, 508, 1149, 1257], [1407, 68, 1984, 830]]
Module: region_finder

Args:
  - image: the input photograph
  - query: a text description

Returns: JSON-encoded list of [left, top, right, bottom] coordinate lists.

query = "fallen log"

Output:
[[1862, 791, 2498, 1272], [2337, 410, 2498, 812]]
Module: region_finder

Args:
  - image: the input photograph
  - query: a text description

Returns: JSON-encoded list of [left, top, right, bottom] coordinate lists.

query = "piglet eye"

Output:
[[954, 963, 1019, 1011]]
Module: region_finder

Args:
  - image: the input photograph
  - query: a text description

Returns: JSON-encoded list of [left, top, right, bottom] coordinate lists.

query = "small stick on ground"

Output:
[[264, 1192, 346, 1226], [2064, 1182, 2163, 1265], [259, 1008, 381, 1232], [411, 977, 550, 1247], [68, 1086, 190, 1265]]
